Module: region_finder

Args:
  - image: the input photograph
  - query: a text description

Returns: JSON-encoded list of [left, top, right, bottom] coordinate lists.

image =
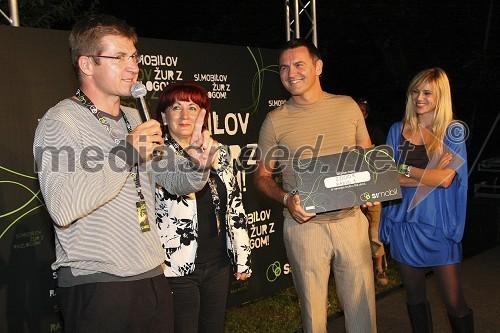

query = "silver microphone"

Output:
[[130, 82, 151, 122]]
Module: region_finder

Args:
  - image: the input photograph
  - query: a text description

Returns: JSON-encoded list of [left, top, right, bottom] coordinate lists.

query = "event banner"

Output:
[[0, 25, 293, 332]]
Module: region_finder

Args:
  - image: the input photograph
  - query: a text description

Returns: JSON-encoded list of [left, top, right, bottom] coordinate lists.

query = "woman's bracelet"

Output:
[[398, 163, 412, 178]]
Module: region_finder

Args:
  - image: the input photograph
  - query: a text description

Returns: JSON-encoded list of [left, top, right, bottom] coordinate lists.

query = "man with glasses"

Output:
[[33, 14, 215, 332]]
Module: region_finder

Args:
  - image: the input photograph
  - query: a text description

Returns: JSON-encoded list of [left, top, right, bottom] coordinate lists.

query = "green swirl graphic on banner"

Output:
[[245, 47, 279, 113], [266, 261, 282, 282], [0, 165, 45, 240]]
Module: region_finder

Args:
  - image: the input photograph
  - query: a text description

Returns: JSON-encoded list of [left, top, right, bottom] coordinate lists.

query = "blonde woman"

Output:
[[381, 68, 473, 332]]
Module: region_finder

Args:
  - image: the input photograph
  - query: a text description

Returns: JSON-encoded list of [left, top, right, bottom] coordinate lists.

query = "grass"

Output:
[[224, 256, 403, 333]]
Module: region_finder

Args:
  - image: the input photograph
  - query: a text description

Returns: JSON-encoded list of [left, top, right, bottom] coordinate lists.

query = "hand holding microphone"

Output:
[[127, 83, 162, 161]]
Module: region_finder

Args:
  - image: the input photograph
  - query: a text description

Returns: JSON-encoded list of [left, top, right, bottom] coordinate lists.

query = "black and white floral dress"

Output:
[[155, 143, 252, 277]]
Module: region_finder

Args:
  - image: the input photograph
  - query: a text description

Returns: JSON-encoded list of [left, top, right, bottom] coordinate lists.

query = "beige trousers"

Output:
[[283, 208, 377, 333]]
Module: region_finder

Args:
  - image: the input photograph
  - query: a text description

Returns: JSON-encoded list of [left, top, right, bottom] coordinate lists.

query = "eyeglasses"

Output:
[[357, 98, 369, 105], [85, 53, 141, 64]]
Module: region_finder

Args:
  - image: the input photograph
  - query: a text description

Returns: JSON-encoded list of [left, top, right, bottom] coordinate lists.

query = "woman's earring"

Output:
[[161, 111, 167, 127]]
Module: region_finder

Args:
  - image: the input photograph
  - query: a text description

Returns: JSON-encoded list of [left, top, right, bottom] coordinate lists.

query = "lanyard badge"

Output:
[[136, 200, 151, 232]]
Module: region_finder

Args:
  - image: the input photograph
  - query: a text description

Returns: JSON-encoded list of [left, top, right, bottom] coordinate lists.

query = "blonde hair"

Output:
[[403, 67, 454, 156]]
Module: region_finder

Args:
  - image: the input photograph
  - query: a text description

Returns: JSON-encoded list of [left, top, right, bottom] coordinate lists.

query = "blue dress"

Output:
[[380, 122, 468, 267]]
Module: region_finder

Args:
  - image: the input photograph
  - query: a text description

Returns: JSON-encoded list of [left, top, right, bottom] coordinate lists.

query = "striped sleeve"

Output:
[[34, 105, 131, 227]]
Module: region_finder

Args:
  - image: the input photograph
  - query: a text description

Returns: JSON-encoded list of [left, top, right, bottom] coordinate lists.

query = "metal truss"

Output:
[[0, 0, 19, 26], [285, 0, 317, 47]]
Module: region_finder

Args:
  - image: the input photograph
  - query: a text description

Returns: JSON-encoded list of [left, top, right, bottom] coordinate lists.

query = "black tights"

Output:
[[397, 262, 470, 316]]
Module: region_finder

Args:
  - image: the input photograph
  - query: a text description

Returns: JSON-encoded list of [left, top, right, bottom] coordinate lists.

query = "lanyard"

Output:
[[75, 89, 150, 232]]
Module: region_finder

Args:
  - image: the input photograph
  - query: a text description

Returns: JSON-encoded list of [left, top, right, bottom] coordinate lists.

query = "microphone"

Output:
[[130, 82, 151, 122]]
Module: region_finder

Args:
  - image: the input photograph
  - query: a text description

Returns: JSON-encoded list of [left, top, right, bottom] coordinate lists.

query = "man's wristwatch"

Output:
[[282, 189, 298, 206], [283, 192, 291, 206]]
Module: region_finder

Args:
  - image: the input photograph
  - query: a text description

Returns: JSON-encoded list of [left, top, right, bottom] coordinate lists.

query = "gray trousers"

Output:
[[283, 208, 377, 333]]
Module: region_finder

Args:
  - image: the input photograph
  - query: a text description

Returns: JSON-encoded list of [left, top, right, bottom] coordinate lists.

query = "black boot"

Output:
[[448, 309, 474, 333], [406, 301, 433, 333]]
